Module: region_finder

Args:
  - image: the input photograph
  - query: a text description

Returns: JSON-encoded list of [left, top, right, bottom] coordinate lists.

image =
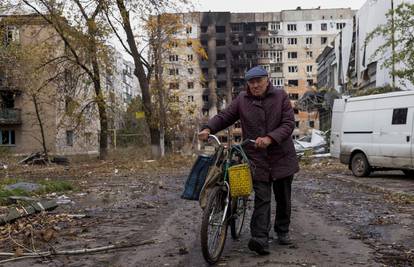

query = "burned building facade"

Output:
[[166, 8, 354, 140]]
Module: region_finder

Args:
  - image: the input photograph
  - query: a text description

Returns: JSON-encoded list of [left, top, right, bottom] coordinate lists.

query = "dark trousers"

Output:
[[250, 175, 293, 240]]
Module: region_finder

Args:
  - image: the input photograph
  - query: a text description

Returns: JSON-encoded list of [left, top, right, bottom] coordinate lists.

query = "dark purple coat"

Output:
[[206, 83, 299, 181]]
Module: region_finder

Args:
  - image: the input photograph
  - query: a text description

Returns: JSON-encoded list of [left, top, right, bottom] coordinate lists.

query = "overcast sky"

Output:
[[194, 0, 367, 12]]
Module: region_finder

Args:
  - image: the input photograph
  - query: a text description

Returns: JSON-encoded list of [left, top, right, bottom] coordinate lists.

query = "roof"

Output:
[[347, 90, 414, 102]]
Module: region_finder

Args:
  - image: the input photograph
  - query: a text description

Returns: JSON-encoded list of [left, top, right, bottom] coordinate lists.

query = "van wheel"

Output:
[[402, 170, 414, 178], [351, 153, 371, 177]]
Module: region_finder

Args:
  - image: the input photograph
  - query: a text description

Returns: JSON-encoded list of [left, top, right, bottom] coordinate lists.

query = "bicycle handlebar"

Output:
[[240, 138, 256, 146], [208, 134, 221, 146], [208, 134, 255, 147]]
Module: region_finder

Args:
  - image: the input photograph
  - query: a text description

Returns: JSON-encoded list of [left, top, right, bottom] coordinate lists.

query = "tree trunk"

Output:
[[96, 94, 108, 160], [88, 19, 108, 160], [116, 0, 160, 158], [32, 95, 49, 161], [154, 14, 166, 157], [150, 128, 160, 158]]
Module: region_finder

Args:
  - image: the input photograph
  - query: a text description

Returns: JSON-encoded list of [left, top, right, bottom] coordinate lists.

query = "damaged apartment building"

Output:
[[166, 7, 354, 141], [316, 0, 414, 94], [0, 15, 102, 156]]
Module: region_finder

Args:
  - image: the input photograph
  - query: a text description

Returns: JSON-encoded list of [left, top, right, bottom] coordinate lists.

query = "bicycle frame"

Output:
[[207, 135, 254, 225]]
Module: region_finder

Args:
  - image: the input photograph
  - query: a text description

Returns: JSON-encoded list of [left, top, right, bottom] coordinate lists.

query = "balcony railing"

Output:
[[0, 108, 22, 124]]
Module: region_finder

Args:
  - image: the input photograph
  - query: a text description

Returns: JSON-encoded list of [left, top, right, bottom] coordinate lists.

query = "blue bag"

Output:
[[181, 154, 212, 200]]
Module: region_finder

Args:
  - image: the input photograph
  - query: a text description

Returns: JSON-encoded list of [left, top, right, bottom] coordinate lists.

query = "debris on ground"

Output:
[[0, 199, 58, 225], [0, 162, 7, 169], [19, 152, 48, 165], [295, 129, 328, 156], [4, 182, 43, 192], [56, 195, 74, 205], [51, 156, 70, 165]]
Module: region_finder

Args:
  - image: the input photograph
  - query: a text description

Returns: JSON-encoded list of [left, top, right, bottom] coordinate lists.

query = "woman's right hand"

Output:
[[198, 128, 211, 141]]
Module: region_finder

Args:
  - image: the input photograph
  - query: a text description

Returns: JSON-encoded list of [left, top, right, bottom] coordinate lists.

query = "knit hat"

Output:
[[245, 66, 268, 81]]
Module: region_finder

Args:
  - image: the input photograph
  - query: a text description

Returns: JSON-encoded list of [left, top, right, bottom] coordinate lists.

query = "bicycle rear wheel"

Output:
[[200, 186, 229, 264], [230, 197, 247, 239]]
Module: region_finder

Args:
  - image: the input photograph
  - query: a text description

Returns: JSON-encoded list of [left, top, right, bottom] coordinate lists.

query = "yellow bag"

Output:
[[228, 163, 253, 198]]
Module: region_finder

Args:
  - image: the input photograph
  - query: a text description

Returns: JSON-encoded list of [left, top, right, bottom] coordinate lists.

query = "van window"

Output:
[[392, 108, 408, 125]]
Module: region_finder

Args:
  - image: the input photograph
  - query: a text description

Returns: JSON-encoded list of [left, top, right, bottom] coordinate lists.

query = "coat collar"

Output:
[[245, 82, 276, 99]]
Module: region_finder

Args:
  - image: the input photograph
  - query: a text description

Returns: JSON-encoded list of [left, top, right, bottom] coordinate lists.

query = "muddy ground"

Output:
[[0, 156, 413, 267]]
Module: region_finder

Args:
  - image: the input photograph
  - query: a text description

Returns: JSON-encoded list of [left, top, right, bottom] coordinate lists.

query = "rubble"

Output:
[[0, 200, 58, 226], [295, 129, 328, 156], [4, 182, 43, 192], [19, 152, 48, 165]]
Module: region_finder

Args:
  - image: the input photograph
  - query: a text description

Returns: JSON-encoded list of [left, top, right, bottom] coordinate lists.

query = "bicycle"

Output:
[[200, 134, 255, 264]]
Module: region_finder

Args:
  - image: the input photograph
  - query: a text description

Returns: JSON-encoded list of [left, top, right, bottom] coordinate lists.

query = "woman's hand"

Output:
[[198, 128, 211, 141], [255, 136, 272, 149]]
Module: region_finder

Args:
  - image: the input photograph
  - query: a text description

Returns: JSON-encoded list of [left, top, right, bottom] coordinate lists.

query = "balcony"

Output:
[[0, 77, 21, 93], [0, 108, 22, 125]]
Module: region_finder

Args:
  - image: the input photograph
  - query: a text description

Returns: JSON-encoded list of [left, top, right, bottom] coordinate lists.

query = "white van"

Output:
[[330, 91, 414, 177]]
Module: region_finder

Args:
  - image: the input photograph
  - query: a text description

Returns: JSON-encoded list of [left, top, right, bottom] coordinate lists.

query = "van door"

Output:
[[372, 107, 411, 169], [330, 99, 345, 158]]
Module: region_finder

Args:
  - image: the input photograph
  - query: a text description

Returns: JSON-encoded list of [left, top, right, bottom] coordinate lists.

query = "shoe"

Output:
[[277, 232, 292, 245], [248, 238, 270, 255]]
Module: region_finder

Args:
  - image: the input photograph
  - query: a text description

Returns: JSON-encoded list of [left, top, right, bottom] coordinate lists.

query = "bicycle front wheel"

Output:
[[230, 197, 247, 239], [200, 186, 229, 264]]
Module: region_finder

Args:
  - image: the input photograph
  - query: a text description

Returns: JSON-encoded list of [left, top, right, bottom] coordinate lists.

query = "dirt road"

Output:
[[1, 158, 413, 266]]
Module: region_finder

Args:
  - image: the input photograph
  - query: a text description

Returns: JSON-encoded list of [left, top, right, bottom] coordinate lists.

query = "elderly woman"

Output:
[[198, 66, 299, 255]]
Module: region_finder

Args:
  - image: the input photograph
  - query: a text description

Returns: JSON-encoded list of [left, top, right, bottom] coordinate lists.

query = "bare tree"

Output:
[[104, 0, 192, 158]]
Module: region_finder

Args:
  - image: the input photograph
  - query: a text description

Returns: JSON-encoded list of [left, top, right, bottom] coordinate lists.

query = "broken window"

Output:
[[66, 130, 74, 146], [169, 55, 179, 61], [169, 82, 179, 90], [287, 24, 297, 31], [216, 39, 226, 46], [288, 66, 298, 73], [217, 68, 226, 75], [2, 26, 20, 46], [0, 129, 15, 145], [216, 54, 226, 60], [169, 69, 179, 75], [288, 52, 298, 59], [289, 93, 299, 100], [337, 23, 346, 30], [288, 80, 299, 86], [231, 23, 243, 32], [245, 36, 255, 44], [392, 108, 407, 125], [270, 22, 280, 31], [215, 26, 226, 33], [287, 38, 297, 45], [321, 23, 327, 31]]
